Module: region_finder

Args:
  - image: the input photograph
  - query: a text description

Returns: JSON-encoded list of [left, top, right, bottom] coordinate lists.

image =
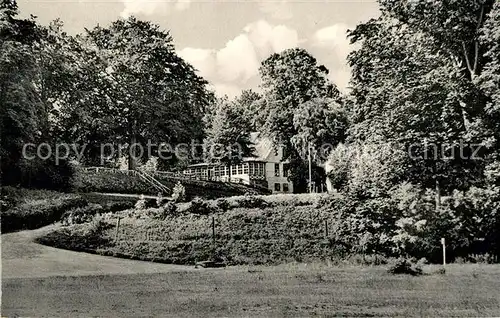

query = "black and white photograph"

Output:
[[1, 0, 500, 316]]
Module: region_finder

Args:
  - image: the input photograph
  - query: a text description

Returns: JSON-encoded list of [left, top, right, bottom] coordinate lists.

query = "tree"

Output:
[[0, 0, 42, 184], [379, 0, 496, 81], [257, 48, 342, 192], [233, 89, 261, 132], [73, 17, 214, 169], [478, 1, 500, 172], [347, 14, 486, 208], [292, 97, 348, 160], [205, 98, 254, 180]]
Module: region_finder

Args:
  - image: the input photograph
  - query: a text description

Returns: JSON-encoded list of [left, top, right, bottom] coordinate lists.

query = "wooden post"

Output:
[[212, 216, 216, 260], [212, 216, 215, 243], [115, 218, 121, 242], [324, 220, 329, 238], [441, 237, 446, 267]]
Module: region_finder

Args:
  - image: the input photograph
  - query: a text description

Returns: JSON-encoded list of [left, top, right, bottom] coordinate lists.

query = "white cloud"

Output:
[[178, 47, 216, 79], [179, 20, 299, 90], [258, 1, 293, 20], [216, 34, 260, 82], [245, 20, 299, 54], [120, 0, 191, 18], [314, 23, 353, 61]]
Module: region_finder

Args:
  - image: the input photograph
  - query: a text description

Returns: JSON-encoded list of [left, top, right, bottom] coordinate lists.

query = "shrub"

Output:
[[161, 201, 179, 218], [135, 197, 147, 210], [103, 201, 135, 212], [187, 197, 214, 215], [236, 194, 268, 209], [36, 215, 112, 252], [387, 258, 423, 276], [171, 182, 186, 202], [62, 204, 104, 225], [138, 157, 159, 174], [215, 198, 230, 212], [156, 193, 168, 207], [1, 195, 88, 233], [34, 185, 500, 265], [3, 157, 75, 191]]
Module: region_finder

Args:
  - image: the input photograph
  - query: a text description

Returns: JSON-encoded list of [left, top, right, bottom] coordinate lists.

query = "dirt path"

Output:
[[1, 225, 193, 279]]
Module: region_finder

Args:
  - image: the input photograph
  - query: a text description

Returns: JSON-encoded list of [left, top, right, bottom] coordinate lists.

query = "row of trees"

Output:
[[1, 0, 214, 188], [2, 0, 499, 197], [1, 1, 350, 193], [206, 49, 348, 192], [336, 0, 500, 199], [208, 0, 500, 197]]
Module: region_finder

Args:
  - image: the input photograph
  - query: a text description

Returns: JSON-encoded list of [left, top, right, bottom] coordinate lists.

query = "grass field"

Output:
[[3, 264, 500, 317]]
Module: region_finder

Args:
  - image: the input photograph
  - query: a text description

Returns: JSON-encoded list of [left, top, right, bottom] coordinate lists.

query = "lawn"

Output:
[[2, 264, 500, 317]]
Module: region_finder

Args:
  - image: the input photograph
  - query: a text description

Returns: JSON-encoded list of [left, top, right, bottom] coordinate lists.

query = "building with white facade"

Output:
[[183, 132, 294, 193]]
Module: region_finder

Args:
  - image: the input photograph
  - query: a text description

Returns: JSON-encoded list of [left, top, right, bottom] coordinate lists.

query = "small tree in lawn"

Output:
[[205, 99, 254, 181]]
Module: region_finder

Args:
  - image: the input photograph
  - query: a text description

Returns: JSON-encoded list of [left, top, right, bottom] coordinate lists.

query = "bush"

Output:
[[236, 194, 268, 209], [156, 194, 168, 207], [187, 197, 214, 215], [161, 201, 179, 217], [61, 204, 104, 225], [36, 215, 112, 252], [171, 182, 186, 203], [388, 184, 500, 262], [2, 158, 75, 191], [103, 201, 135, 212], [387, 258, 423, 276], [1, 195, 88, 233], [34, 184, 500, 265], [215, 198, 230, 212], [135, 197, 147, 210]]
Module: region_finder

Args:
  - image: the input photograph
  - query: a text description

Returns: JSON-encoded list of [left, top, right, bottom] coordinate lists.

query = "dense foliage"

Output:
[[1, 191, 87, 232], [38, 187, 500, 264]]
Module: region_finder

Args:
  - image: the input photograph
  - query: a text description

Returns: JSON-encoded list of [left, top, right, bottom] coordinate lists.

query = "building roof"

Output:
[[250, 132, 275, 161]]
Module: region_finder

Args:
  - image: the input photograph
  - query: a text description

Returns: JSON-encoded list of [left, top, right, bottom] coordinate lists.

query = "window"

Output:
[[214, 166, 220, 177], [237, 164, 243, 175], [243, 163, 249, 174], [283, 183, 289, 192], [274, 183, 281, 192], [249, 162, 254, 175], [231, 164, 236, 175], [258, 163, 265, 176], [274, 163, 280, 177]]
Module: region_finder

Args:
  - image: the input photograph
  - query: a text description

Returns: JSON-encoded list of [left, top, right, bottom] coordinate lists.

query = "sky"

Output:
[[18, 0, 380, 98]]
